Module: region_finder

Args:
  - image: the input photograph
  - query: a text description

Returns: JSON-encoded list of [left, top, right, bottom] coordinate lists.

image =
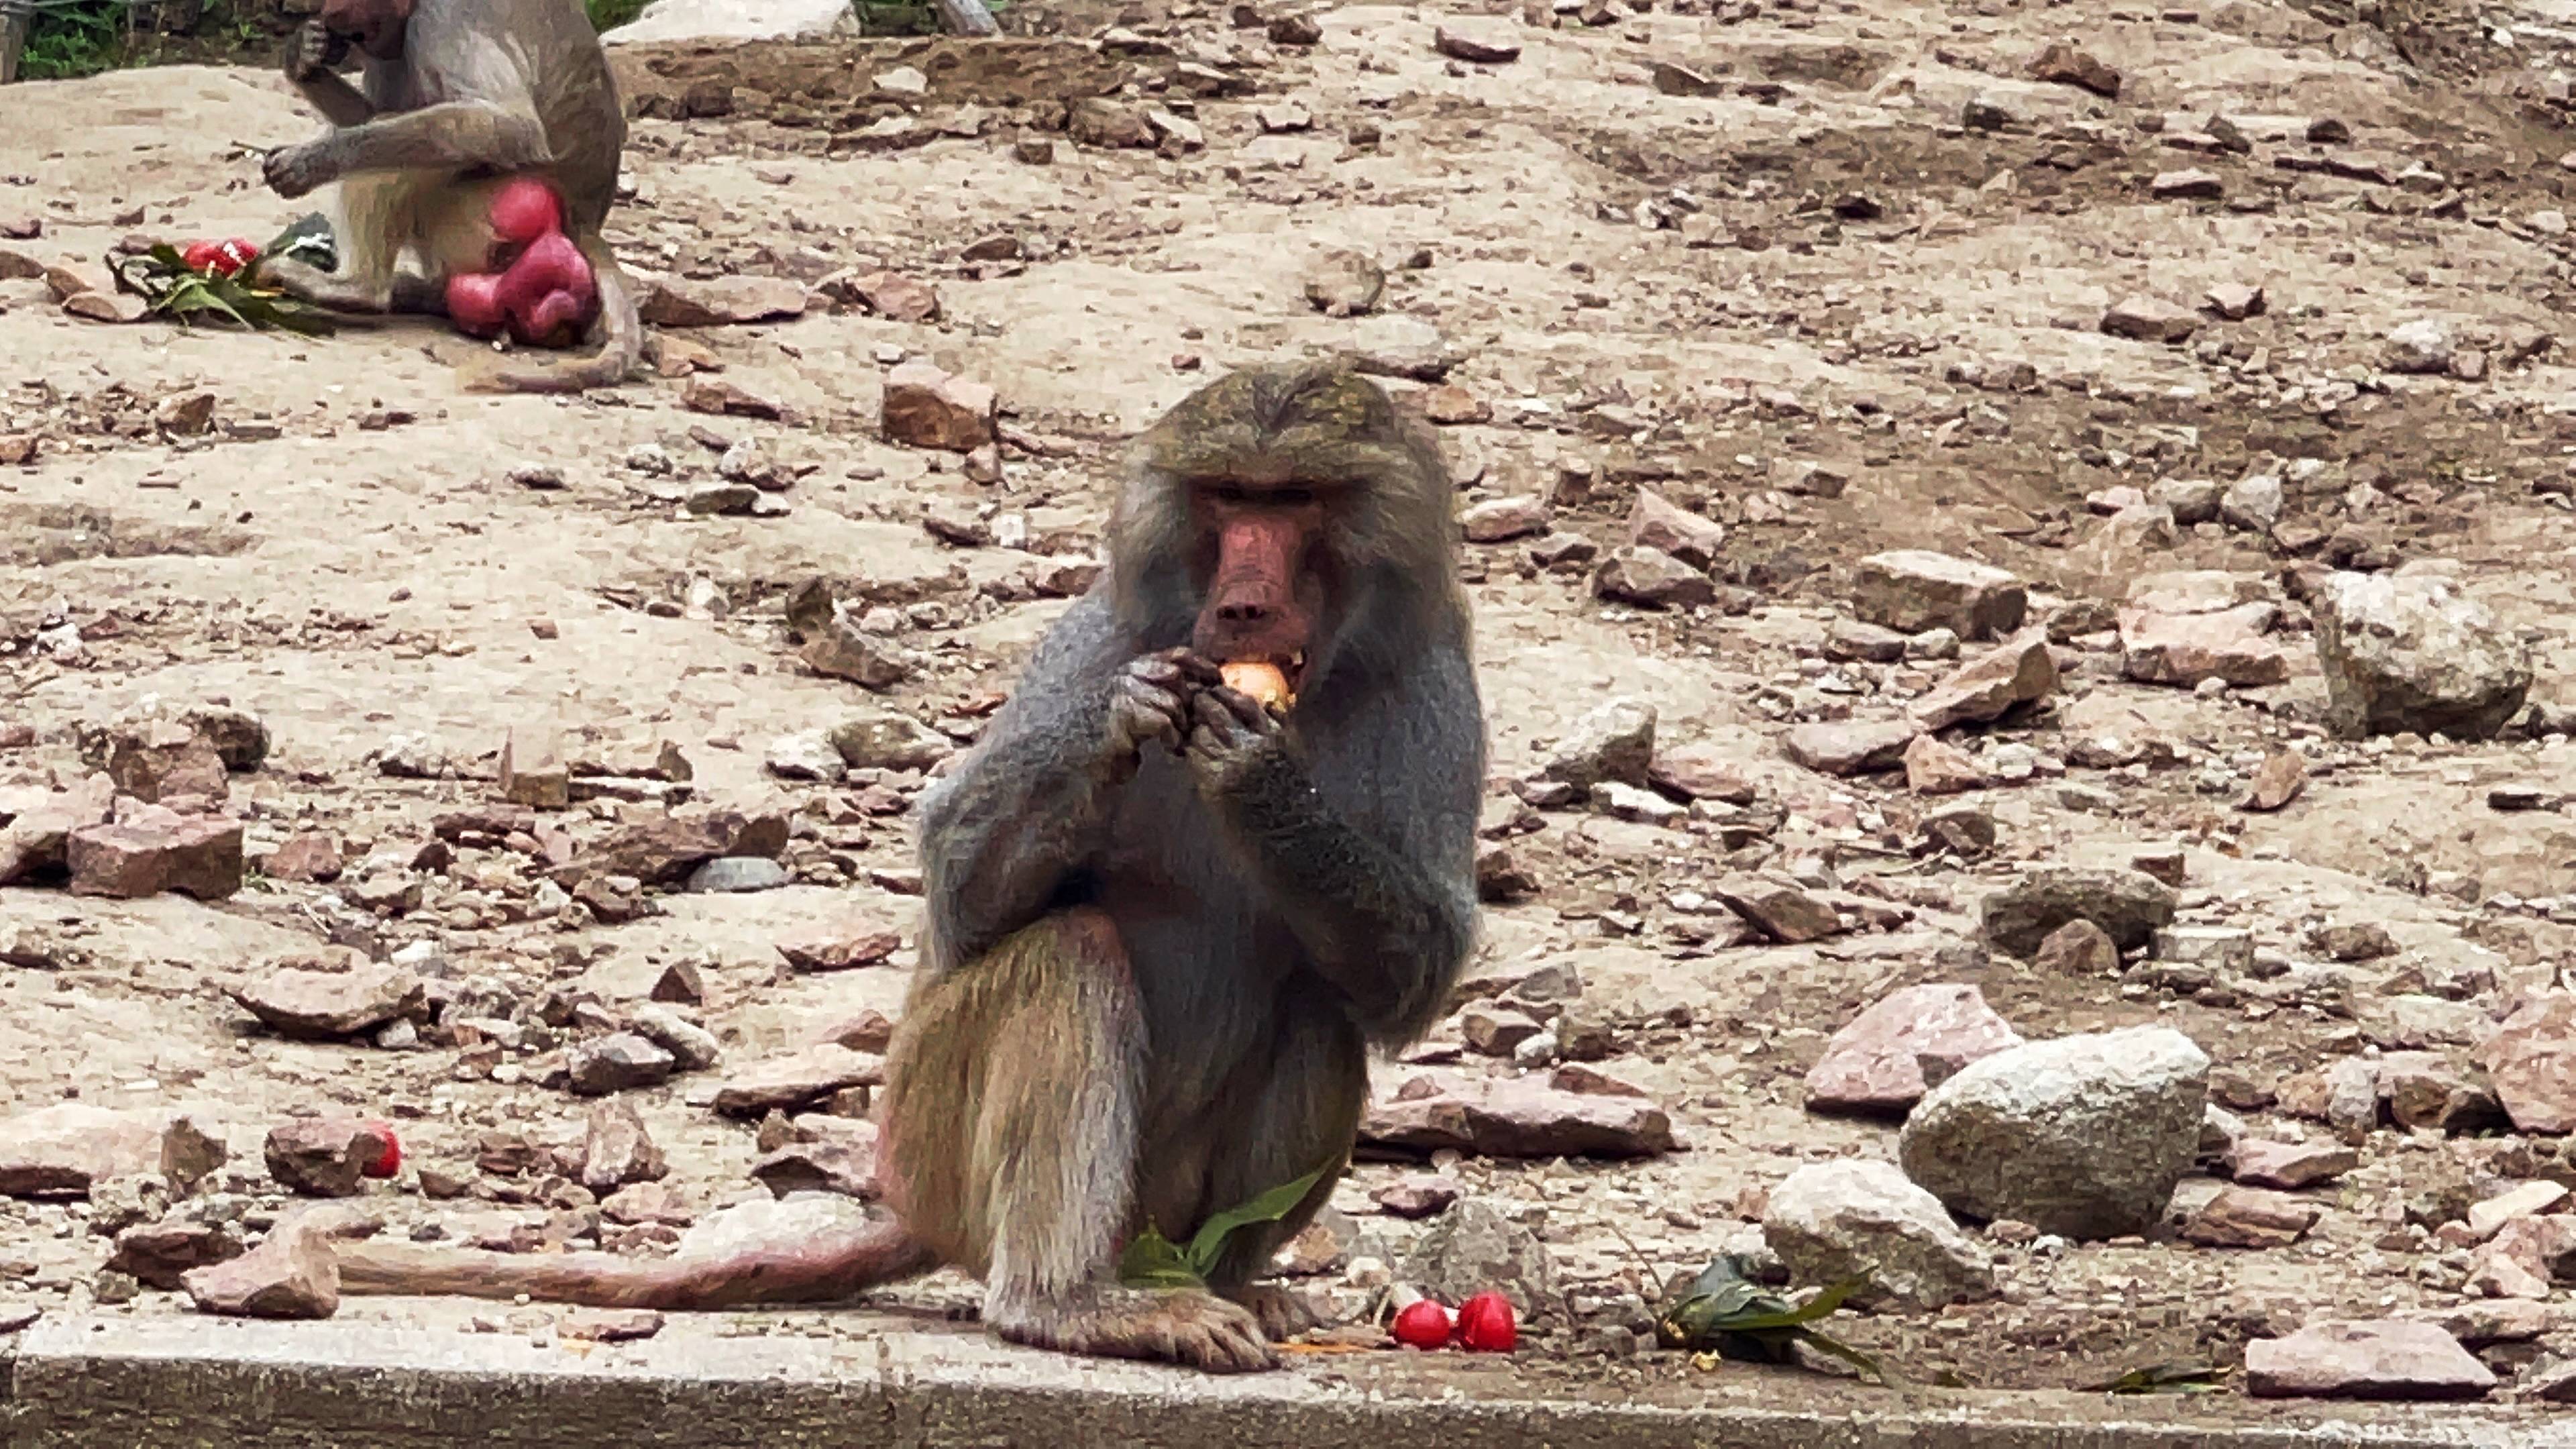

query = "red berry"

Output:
[[358, 1121, 400, 1178], [217, 238, 260, 275], [1389, 1297, 1454, 1350], [181, 239, 225, 274], [1456, 1291, 1516, 1352]]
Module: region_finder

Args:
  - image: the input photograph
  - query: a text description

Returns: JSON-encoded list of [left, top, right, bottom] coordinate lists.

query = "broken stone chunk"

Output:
[[264, 1118, 378, 1198], [2181, 1187, 2320, 1248], [2479, 993, 2576, 1134], [1593, 546, 1715, 609], [1850, 551, 2027, 639], [66, 810, 244, 900], [108, 1218, 245, 1290], [1765, 1159, 1994, 1309], [1432, 18, 1522, 62], [1909, 631, 2056, 731], [183, 1206, 367, 1321], [2245, 1321, 2495, 1401], [498, 727, 571, 810], [1805, 983, 2024, 1114], [1710, 877, 1843, 945], [2027, 40, 2120, 97], [580, 1098, 669, 1193], [1784, 718, 1919, 777], [228, 950, 423, 1040], [1980, 867, 2178, 958], [712, 1045, 886, 1118], [1360, 1075, 1674, 1159], [568, 1034, 679, 1097], [1538, 699, 1656, 792], [1628, 490, 1726, 568], [880, 360, 998, 452], [2102, 296, 2198, 343], [1392, 1199, 1558, 1322], [0, 1106, 219, 1198], [100, 720, 229, 804], [2226, 1139, 2356, 1190]]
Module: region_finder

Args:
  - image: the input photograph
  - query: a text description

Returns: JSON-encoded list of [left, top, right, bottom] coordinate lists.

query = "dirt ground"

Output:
[[3, 0, 2576, 1422]]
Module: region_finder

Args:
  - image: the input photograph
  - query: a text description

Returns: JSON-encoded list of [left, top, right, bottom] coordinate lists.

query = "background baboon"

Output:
[[256, 0, 641, 392]]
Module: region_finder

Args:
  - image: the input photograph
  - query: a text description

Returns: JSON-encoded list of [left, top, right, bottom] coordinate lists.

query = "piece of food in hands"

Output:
[[1219, 659, 1295, 713]]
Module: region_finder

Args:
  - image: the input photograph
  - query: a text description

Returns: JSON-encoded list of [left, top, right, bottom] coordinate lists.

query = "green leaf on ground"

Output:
[[1657, 1254, 1892, 1385], [2088, 1361, 2228, 1395], [1114, 1161, 1334, 1291]]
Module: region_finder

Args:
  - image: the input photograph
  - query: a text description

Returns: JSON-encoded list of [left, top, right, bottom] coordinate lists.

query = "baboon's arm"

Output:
[[266, 100, 550, 196], [283, 22, 375, 127], [296, 72, 378, 127]]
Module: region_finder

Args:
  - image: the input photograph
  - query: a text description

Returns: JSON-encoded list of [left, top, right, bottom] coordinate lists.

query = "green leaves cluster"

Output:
[[1654, 1254, 1888, 1383], [1116, 1165, 1326, 1291], [19, 0, 128, 80], [1652, 1254, 2227, 1395], [105, 223, 336, 337]]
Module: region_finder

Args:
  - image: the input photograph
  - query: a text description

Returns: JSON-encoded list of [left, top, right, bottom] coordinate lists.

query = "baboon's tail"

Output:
[[337, 1220, 935, 1309]]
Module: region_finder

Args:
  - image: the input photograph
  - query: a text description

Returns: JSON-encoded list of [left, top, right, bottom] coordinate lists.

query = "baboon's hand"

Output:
[[284, 19, 348, 81], [262, 142, 333, 199], [1183, 678, 1285, 800], [1103, 649, 1215, 781]]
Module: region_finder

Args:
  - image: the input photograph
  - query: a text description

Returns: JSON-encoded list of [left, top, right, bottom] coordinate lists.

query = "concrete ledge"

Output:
[[0, 1314, 2559, 1449]]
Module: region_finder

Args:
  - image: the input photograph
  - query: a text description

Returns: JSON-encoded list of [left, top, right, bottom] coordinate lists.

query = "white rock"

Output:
[[763, 733, 847, 783], [603, 0, 857, 44], [2218, 473, 2284, 533], [2313, 571, 2532, 741], [1540, 699, 1657, 790], [2382, 319, 2454, 375], [1765, 1159, 1995, 1309], [1898, 1026, 2210, 1239]]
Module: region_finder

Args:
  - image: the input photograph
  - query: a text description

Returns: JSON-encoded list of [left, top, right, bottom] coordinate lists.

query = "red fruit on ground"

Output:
[[358, 1121, 401, 1178], [217, 238, 260, 275], [1389, 1297, 1454, 1350], [181, 240, 225, 274], [1456, 1292, 1516, 1352]]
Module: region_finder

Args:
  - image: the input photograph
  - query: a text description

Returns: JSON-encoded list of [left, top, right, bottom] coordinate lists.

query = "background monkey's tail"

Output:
[[463, 231, 644, 395], [337, 1219, 935, 1309]]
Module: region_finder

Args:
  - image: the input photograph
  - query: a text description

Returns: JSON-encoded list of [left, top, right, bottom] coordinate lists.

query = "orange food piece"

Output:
[[1220, 660, 1294, 712]]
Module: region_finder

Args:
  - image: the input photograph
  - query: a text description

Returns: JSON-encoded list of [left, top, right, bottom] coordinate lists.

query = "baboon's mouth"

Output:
[[1218, 652, 1305, 709]]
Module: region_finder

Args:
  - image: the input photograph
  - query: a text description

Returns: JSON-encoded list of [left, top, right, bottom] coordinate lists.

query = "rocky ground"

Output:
[[3, 0, 2576, 1422]]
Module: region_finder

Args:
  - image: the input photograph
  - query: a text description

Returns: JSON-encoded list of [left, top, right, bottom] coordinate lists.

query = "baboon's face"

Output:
[[319, 0, 413, 58]]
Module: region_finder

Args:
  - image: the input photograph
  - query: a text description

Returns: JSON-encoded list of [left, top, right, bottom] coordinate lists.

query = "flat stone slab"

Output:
[[1, 1312, 2558, 1448]]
